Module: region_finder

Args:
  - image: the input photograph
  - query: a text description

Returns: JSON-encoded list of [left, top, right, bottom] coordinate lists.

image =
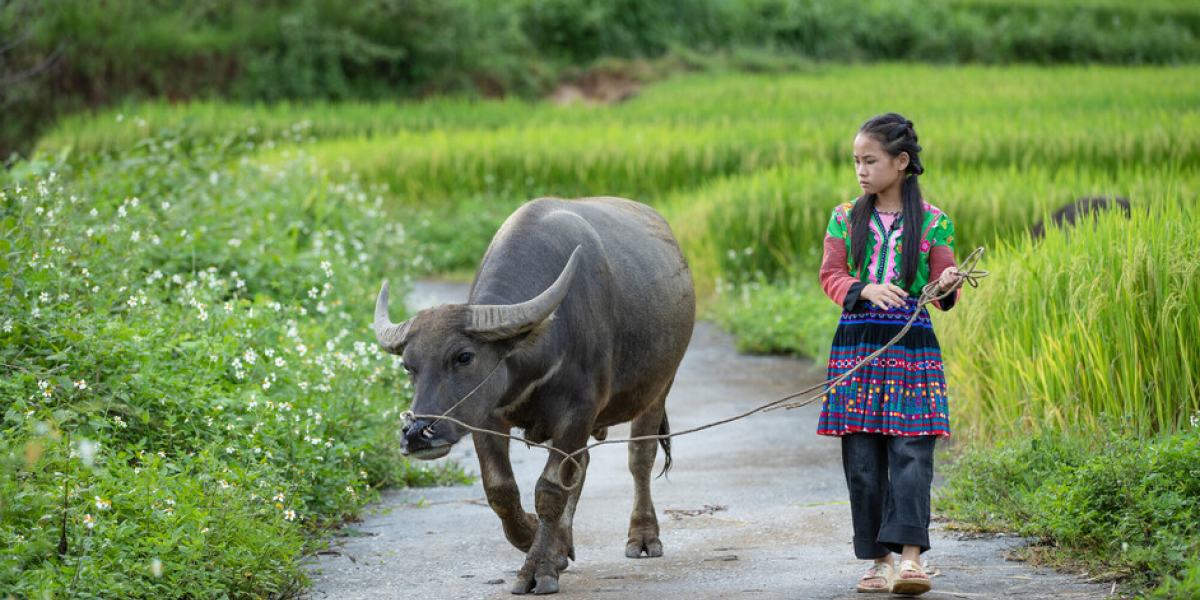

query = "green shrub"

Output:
[[517, 0, 740, 63], [1032, 428, 1200, 589], [0, 125, 465, 598], [1154, 557, 1200, 599], [707, 276, 839, 359], [938, 425, 1200, 597], [937, 435, 1088, 530]]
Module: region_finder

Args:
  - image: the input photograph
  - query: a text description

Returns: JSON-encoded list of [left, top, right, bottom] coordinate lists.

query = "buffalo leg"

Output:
[[513, 428, 590, 595], [626, 387, 670, 558], [474, 429, 537, 553]]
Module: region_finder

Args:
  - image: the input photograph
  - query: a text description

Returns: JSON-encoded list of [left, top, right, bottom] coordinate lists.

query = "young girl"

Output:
[[818, 113, 963, 596]]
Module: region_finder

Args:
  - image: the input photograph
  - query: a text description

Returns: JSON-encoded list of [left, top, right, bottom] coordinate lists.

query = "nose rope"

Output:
[[402, 248, 988, 492]]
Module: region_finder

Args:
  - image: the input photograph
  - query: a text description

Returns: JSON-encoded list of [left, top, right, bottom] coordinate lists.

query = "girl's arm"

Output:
[[929, 245, 961, 311], [819, 235, 867, 311]]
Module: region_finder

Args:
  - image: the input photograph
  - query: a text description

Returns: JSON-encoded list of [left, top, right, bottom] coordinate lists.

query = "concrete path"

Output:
[[305, 282, 1115, 600]]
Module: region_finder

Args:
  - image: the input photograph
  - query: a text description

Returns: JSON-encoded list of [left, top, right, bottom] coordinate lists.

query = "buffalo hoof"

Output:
[[510, 572, 559, 595], [511, 557, 560, 595], [625, 536, 663, 558]]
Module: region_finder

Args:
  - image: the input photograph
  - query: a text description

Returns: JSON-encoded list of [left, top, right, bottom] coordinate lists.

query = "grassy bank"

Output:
[[938, 425, 1200, 597], [0, 126, 464, 598]]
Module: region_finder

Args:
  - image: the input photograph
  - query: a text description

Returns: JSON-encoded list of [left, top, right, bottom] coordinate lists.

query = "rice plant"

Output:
[[941, 194, 1200, 438]]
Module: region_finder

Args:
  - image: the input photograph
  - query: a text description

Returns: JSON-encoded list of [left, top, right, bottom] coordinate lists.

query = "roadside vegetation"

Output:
[[0, 126, 467, 598], [938, 425, 1200, 597], [4, 19, 1199, 600]]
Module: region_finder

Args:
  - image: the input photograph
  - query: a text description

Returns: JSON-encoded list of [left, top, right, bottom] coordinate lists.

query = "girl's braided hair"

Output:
[[849, 113, 926, 290]]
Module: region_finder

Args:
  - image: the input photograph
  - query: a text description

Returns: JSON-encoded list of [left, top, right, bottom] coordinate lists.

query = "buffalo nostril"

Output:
[[403, 417, 430, 438]]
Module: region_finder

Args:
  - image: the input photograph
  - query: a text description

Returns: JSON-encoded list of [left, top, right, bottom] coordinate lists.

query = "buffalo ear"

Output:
[[490, 311, 557, 352], [466, 246, 581, 342]]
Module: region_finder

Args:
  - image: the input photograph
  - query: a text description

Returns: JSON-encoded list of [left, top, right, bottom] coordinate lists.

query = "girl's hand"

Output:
[[936, 267, 964, 292], [861, 283, 908, 310]]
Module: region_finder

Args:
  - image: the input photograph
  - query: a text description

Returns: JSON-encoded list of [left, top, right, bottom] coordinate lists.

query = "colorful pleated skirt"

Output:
[[817, 296, 951, 438]]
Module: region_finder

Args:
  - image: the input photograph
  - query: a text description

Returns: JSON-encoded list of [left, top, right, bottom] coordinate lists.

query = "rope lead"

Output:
[[402, 248, 989, 491]]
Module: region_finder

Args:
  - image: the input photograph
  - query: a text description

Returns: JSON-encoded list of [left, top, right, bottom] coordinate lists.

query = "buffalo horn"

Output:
[[467, 246, 582, 342], [374, 280, 413, 354]]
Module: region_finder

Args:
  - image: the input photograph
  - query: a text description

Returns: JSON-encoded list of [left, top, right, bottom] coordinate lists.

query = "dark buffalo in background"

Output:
[[373, 197, 696, 595], [1030, 196, 1132, 240]]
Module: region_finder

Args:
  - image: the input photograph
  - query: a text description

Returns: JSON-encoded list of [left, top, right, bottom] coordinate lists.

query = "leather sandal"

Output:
[[892, 559, 933, 596], [855, 561, 894, 593]]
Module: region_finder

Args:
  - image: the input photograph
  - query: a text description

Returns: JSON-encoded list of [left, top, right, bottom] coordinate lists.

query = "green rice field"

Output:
[[37, 64, 1200, 439]]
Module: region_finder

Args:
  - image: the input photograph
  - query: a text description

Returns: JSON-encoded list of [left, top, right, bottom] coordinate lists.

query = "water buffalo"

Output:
[[1030, 196, 1131, 240], [373, 197, 696, 595]]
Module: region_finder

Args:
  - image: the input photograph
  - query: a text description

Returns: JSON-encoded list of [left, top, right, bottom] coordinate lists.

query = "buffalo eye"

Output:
[[455, 352, 475, 367]]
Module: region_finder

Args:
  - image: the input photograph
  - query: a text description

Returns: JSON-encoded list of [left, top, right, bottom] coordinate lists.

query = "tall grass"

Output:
[[301, 122, 812, 204], [38, 66, 1200, 170], [36, 98, 544, 157], [941, 194, 1200, 437], [665, 161, 1198, 291]]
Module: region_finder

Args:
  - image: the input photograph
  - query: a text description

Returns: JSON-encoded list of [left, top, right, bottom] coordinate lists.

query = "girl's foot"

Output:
[[854, 561, 894, 593], [892, 560, 932, 596]]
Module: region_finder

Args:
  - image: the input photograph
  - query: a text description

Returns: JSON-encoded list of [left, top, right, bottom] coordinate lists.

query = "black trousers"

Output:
[[841, 433, 937, 559]]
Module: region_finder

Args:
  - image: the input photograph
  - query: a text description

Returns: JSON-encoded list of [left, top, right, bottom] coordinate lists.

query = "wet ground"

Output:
[[304, 282, 1116, 600]]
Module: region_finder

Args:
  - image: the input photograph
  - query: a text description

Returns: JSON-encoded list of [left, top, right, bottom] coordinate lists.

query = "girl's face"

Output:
[[853, 133, 909, 197]]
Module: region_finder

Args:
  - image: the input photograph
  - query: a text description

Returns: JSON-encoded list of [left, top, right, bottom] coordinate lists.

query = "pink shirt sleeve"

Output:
[[928, 245, 961, 311], [819, 234, 860, 307]]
